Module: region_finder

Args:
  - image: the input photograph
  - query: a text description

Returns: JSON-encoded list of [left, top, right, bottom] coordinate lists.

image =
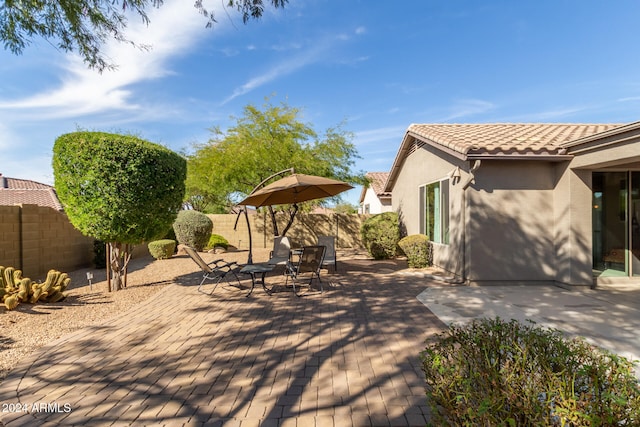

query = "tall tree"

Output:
[[1, 0, 288, 71], [53, 131, 186, 291], [186, 99, 366, 234]]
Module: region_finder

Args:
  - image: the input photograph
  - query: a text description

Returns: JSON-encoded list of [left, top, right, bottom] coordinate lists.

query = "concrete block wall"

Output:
[[0, 204, 94, 279], [207, 212, 366, 250], [0, 206, 21, 270]]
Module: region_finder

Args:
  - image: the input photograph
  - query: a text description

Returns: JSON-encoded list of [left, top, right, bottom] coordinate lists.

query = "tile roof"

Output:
[[407, 123, 623, 156], [2, 176, 53, 190], [365, 172, 391, 197], [0, 174, 63, 210]]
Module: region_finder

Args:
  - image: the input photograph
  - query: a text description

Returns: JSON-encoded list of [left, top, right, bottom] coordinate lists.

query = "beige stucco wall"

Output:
[[466, 161, 558, 284], [391, 143, 467, 278], [552, 165, 594, 286], [391, 144, 587, 285]]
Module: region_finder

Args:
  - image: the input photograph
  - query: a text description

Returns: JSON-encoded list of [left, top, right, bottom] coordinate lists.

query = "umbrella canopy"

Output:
[[239, 173, 353, 207]]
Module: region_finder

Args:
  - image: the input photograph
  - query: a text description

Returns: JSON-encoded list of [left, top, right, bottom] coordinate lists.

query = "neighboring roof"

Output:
[[386, 122, 627, 192], [2, 175, 53, 189], [0, 174, 63, 210], [359, 172, 391, 204]]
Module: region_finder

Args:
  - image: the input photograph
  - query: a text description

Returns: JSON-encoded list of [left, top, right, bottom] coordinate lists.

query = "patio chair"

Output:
[[316, 235, 337, 272], [267, 236, 291, 266], [184, 246, 242, 294], [284, 245, 326, 296]]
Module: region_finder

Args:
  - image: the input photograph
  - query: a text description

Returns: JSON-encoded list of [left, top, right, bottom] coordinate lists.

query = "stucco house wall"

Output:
[[466, 161, 558, 284], [360, 187, 392, 214], [386, 122, 640, 288], [391, 143, 467, 277]]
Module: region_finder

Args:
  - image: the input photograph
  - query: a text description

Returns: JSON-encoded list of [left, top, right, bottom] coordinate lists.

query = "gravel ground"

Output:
[[0, 247, 263, 382]]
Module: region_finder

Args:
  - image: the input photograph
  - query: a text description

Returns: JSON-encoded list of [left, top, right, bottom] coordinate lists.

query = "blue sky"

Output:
[[2, 0, 640, 205]]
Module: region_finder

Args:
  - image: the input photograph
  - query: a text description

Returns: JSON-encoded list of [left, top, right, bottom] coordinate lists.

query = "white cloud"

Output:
[[0, 1, 224, 120], [222, 39, 332, 104], [355, 26, 367, 35], [618, 96, 640, 102]]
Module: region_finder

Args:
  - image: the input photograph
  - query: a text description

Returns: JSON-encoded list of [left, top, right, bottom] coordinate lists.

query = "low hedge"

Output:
[[421, 317, 640, 426], [148, 239, 176, 260], [398, 234, 432, 268], [205, 233, 229, 251]]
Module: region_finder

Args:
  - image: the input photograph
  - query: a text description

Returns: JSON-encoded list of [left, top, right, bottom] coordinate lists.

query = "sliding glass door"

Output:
[[593, 171, 640, 277]]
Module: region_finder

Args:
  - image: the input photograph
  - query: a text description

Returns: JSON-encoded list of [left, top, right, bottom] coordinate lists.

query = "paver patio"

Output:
[[0, 256, 445, 426]]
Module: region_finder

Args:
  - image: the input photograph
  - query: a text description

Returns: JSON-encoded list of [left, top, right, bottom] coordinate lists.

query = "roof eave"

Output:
[[466, 153, 573, 162], [562, 120, 640, 150]]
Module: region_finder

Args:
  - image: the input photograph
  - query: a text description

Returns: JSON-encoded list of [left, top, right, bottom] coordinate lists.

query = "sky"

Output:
[[2, 0, 640, 206]]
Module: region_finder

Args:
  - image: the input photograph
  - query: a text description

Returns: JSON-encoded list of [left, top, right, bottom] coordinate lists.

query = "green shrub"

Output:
[[398, 234, 432, 268], [205, 234, 229, 251], [148, 239, 176, 260], [421, 317, 640, 426], [172, 210, 213, 251], [360, 212, 400, 259]]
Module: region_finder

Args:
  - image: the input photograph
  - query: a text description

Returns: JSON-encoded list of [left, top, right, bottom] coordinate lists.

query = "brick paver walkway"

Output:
[[0, 258, 444, 426]]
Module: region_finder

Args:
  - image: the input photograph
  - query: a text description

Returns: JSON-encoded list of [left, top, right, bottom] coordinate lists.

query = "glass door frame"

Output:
[[593, 170, 640, 278]]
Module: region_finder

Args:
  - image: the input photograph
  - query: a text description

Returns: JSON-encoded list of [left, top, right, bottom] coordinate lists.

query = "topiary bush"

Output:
[[360, 212, 400, 259], [172, 210, 212, 251], [398, 234, 432, 268], [205, 234, 229, 251], [421, 317, 640, 426], [148, 239, 176, 260]]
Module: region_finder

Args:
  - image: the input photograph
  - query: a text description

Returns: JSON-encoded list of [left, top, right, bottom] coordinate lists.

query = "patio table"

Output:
[[239, 263, 275, 296]]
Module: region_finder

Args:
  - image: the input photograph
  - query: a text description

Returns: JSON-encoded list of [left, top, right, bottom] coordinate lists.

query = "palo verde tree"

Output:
[[186, 98, 366, 236], [53, 131, 186, 291], [0, 0, 288, 71]]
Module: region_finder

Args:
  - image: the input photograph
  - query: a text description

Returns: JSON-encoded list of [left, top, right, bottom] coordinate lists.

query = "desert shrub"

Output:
[[421, 317, 640, 426], [205, 234, 229, 251], [360, 212, 400, 259], [172, 210, 212, 251], [398, 234, 432, 268], [148, 239, 176, 260]]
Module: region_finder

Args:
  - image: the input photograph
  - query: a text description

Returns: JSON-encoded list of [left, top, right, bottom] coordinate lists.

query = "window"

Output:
[[420, 179, 449, 244]]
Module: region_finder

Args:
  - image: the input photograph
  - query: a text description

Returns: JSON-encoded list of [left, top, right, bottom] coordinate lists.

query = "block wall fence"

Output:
[[207, 212, 367, 251], [0, 206, 368, 279], [0, 204, 94, 279]]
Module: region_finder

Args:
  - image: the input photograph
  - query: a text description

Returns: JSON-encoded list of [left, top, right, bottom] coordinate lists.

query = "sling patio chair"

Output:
[[283, 245, 326, 297], [316, 235, 337, 272], [267, 236, 292, 267], [184, 246, 242, 295]]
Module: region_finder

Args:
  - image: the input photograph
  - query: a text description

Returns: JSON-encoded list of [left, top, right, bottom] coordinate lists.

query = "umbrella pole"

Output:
[[244, 208, 253, 265]]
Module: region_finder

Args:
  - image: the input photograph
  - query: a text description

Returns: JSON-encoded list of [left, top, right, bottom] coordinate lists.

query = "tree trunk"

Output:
[[107, 242, 132, 291], [268, 206, 279, 236]]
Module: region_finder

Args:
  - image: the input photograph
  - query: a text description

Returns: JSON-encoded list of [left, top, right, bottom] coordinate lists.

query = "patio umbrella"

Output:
[[238, 173, 353, 207], [236, 172, 353, 264]]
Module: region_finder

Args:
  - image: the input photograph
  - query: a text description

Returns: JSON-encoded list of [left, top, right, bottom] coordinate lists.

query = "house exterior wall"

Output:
[[391, 146, 570, 284], [360, 188, 392, 214], [390, 144, 467, 278], [552, 165, 594, 286], [466, 161, 558, 284]]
